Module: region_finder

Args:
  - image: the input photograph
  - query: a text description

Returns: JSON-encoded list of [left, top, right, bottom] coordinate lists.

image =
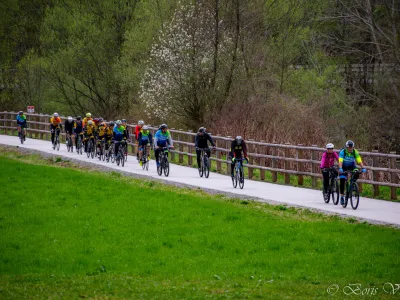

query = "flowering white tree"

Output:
[[139, 1, 234, 128]]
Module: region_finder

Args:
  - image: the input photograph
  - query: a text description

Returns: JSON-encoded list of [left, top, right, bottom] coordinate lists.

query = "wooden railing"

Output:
[[1, 111, 399, 200]]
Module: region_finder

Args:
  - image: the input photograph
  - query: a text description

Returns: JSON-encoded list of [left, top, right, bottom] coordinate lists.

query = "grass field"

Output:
[[0, 153, 399, 299]]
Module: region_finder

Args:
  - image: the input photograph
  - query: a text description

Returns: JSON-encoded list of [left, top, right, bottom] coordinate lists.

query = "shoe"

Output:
[[340, 196, 345, 205], [139, 161, 143, 166]]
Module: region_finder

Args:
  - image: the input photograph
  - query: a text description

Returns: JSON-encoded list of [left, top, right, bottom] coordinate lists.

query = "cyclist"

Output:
[[113, 120, 127, 158], [16, 111, 27, 141], [82, 113, 93, 127], [135, 120, 144, 160], [83, 120, 96, 152], [50, 112, 63, 147], [122, 119, 131, 141], [138, 125, 153, 166], [96, 119, 107, 154], [105, 121, 114, 151], [229, 136, 248, 178], [73, 116, 84, 148], [154, 123, 174, 167], [64, 116, 74, 150], [195, 127, 216, 172], [338, 140, 367, 205], [320, 143, 339, 200]]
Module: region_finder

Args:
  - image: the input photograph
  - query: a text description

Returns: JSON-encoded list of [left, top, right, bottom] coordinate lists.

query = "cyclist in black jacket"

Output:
[[229, 136, 248, 178], [195, 127, 216, 171]]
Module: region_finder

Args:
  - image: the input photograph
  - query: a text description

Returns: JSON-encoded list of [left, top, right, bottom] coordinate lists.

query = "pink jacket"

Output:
[[320, 151, 339, 169]]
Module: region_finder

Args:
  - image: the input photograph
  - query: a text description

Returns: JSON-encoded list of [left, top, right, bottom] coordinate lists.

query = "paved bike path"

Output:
[[1, 134, 399, 226]]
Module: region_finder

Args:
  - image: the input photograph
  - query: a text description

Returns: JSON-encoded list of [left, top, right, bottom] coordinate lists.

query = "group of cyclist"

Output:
[[320, 140, 366, 205], [16, 111, 365, 201]]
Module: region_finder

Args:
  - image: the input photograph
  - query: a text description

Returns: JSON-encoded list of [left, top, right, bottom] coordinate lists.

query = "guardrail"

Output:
[[1, 111, 399, 200]]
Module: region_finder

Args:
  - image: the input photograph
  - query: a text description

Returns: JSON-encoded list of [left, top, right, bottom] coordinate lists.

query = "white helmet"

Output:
[[143, 125, 149, 130], [235, 136, 243, 144], [88, 120, 93, 125], [67, 116, 73, 122], [138, 120, 144, 125], [326, 143, 334, 149], [116, 120, 122, 125], [54, 112, 59, 117]]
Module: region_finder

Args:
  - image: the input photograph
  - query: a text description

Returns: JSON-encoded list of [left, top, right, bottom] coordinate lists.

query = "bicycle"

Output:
[[52, 128, 61, 151], [18, 126, 26, 144], [342, 169, 361, 210], [115, 141, 126, 167], [76, 134, 83, 155], [124, 141, 129, 162], [96, 137, 106, 161], [66, 133, 73, 152], [197, 147, 211, 178], [141, 145, 151, 171], [232, 158, 246, 189], [157, 147, 170, 177], [86, 136, 96, 159], [322, 167, 339, 205]]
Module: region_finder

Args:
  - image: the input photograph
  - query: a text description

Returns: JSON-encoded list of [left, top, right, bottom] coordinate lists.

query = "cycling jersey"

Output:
[[138, 130, 153, 146], [64, 120, 74, 133], [135, 125, 142, 140], [195, 132, 215, 148], [82, 117, 93, 127], [105, 126, 113, 137], [50, 117, 62, 127], [229, 140, 247, 158], [339, 148, 362, 169], [113, 125, 126, 141], [154, 129, 173, 147], [16, 115, 27, 127], [320, 151, 339, 169], [97, 123, 107, 138], [74, 120, 83, 134], [84, 124, 96, 136]]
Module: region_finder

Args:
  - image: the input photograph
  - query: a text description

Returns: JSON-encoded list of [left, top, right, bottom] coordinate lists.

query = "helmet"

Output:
[[88, 120, 93, 125], [138, 120, 144, 125], [198, 127, 206, 133], [122, 119, 127, 123], [67, 116, 73, 122], [346, 140, 354, 148], [143, 125, 149, 130], [93, 118, 99, 123], [160, 123, 168, 129], [235, 136, 243, 144], [77, 116, 82, 120], [18, 111, 23, 115], [326, 143, 334, 149], [98, 118, 103, 122], [86, 113, 91, 117], [109, 121, 115, 127], [116, 120, 122, 125], [54, 112, 59, 117]]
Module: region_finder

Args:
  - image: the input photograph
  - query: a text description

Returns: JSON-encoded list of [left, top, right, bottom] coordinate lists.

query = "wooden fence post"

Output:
[[188, 130, 193, 166], [170, 129, 175, 162], [311, 145, 318, 188], [372, 150, 380, 197], [4, 112, 9, 135], [271, 146, 277, 182], [389, 152, 397, 200], [248, 139, 254, 179], [226, 136, 232, 175], [297, 144, 304, 186], [216, 135, 221, 172], [284, 143, 291, 184], [178, 129, 183, 164], [260, 140, 266, 181]]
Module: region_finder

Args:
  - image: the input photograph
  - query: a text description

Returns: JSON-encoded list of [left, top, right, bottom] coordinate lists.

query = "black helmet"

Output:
[[76, 116, 82, 120], [235, 136, 243, 144], [160, 123, 168, 129], [122, 119, 127, 123], [198, 127, 206, 133], [346, 140, 354, 148], [18, 111, 23, 115], [109, 121, 115, 127]]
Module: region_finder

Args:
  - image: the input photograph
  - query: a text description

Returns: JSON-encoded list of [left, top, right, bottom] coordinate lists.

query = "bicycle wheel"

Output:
[[90, 141, 95, 158], [164, 157, 170, 177], [120, 149, 125, 167], [199, 154, 204, 177], [239, 166, 244, 189], [332, 179, 339, 205], [124, 144, 128, 162], [111, 145, 115, 163], [342, 183, 349, 208], [101, 143, 106, 161], [56, 137, 60, 151], [324, 183, 330, 203], [86, 141, 91, 158], [232, 169, 238, 188], [350, 182, 359, 210], [157, 158, 163, 176], [204, 156, 210, 178], [145, 158, 149, 171]]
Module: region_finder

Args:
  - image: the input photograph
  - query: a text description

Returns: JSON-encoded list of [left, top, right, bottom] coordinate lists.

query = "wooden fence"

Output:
[[1, 111, 399, 200]]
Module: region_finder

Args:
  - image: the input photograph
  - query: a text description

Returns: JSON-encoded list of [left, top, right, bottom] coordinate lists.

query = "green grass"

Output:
[[0, 153, 399, 299]]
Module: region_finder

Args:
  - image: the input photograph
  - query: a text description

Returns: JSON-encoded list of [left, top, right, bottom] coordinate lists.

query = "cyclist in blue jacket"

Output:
[[154, 124, 174, 167]]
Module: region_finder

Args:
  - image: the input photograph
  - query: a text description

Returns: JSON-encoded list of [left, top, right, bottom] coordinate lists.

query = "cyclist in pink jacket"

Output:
[[320, 143, 339, 200]]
